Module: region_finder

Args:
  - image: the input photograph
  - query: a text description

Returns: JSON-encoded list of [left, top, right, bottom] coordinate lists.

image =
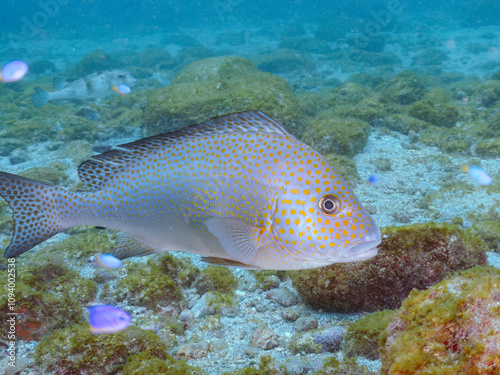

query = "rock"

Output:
[[294, 316, 318, 332], [289, 326, 344, 354], [8, 149, 28, 165], [312, 326, 344, 352], [178, 309, 195, 322], [380, 266, 500, 374], [250, 326, 279, 350], [267, 287, 298, 307], [75, 106, 101, 122], [142, 56, 304, 137], [291, 223, 488, 312], [176, 341, 211, 359], [281, 307, 300, 322]]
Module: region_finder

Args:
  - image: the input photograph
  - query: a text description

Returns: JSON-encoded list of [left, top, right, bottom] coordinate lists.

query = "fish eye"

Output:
[[319, 194, 341, 215], [118, 74, 124, 79]]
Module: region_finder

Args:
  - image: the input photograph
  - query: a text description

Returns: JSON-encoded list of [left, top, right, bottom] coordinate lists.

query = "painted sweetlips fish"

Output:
[[0, 111, 381, 270]]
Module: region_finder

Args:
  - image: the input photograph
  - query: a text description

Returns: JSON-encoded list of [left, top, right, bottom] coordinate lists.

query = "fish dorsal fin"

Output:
[[78, 111, 290, 190]]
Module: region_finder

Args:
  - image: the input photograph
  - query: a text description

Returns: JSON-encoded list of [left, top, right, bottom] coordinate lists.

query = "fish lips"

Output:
[[338, 229, 381, 262]]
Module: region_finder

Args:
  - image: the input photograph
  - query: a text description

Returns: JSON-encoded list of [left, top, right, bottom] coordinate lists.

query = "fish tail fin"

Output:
[[31, 87, 50, 108], [0, 172, 74, 258]]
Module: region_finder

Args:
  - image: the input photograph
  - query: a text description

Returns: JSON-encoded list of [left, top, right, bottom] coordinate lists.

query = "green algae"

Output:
[[142, 56, 304, 137], [114, 252, 199, 310], [122, 352, 205, 375], [290, 223, 487, 312], [380, 266, 500, 375], [222, 355, 281, 375], [18, 161, 69, 186], [378, 70, 425, 105], [35, 324, 168, 374], [115, 263, 184, 310], [302, 116, 371, 157], [472, 220, 500, 252], [0, 261, 97, 341], [196, 265, 238, 295], [252, 270, 287, 291], [66, 49, 115, 76], [344, 310, 397, 360], [313, 357, 378, 375], [409, 100, 460, 127]]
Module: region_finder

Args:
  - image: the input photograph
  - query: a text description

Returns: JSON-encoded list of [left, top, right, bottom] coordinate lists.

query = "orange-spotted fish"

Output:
[[0, 111, 381, 270]]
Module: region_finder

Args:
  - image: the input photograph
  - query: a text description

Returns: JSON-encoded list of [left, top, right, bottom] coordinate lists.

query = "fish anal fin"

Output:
[[201, 256, 259, 269], [112, 234, 159, 260]]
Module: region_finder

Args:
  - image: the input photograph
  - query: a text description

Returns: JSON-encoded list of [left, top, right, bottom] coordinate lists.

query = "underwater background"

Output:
[[1, 0, 500, 374]]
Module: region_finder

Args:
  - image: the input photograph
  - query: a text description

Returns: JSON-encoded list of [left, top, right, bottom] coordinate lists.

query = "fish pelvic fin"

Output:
[[0, 172, 71, 258], [112, 233, 159, 260], [201, 256, 260, 269], [31, 87, 50, 108]]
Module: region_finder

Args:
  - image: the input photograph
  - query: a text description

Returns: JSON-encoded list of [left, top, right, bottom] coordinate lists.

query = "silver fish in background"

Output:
[[0, 111, 381, 270], [31, 69, 136, 108]]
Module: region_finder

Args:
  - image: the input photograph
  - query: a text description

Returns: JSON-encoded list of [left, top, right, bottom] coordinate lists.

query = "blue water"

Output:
[[1, 0, 500, 374]]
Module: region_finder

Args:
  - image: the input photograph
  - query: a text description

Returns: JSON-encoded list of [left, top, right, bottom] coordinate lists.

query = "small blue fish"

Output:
[[367, 175, 380, 185], [97, 253, 123, 269], [462, 165, 492, 186], [112, 83, 131, 95], [0, 60, 28, 83], [87, 305, 131, 334]]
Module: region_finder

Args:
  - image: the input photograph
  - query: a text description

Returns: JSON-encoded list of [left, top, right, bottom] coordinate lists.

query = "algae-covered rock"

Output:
[[123, 351, 205, 375], [279, 37, 332, 54], [290, 223, 488, 312], [476, 138, 500, 158], [255, 49, 315, 74], [344, 310, 397, 360], [378, 71, 425, 105], [324, 154, 360, 186], [382, 114, 430, 135], [66, 49, 116, 76], [35, 324, 168, 374], [313, 356, 379, 375], [142, 56, 303, 137], [409, 100, 460, 127], [302, 116, 371, 157], [0, 261, 97, 341], [380, 266, 500, 375], [195, 265, 238, 295], [19, 161, 69, 186], [115, 256, 185, 310], [472, 220, 500, 252]]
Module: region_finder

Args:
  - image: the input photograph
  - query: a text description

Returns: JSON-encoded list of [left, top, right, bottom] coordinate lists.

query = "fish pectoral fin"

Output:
[[205, 217, 262, 265], [201, 256, 260, 269], [112, 233, 159, 260], [52, 77, 69, 90]]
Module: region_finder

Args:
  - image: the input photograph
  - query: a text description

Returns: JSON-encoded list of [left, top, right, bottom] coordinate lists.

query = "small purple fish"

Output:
[[87, 305, 131, 334], [367, 175, 380, 185], [112, 83, 131, 95], [463, 165, 492, 186], [97, 253, 123, 269], [0, 60, 28, 83]]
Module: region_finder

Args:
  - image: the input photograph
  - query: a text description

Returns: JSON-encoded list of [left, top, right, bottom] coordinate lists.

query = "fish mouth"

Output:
[[339, 229, 381, 262]]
